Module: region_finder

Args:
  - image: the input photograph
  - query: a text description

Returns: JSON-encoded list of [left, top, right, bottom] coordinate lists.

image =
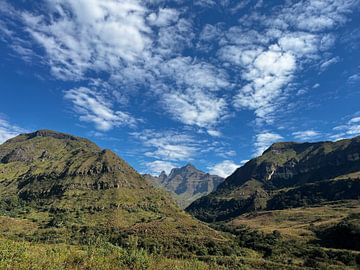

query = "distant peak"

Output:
[[184, 163, 196, 169]]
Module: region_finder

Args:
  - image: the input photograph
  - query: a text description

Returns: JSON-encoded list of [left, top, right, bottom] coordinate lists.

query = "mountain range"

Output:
[[186, 136, 360, 222], [1, 130, 359, 269], [144, 164, 224, 208]]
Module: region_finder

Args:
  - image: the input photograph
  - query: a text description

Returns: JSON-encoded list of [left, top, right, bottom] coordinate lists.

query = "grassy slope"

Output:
[[1, 131, 360, 269], [228, 200, 360, 241], [186, 136, 360, 222], [0, 130, 227, 256]]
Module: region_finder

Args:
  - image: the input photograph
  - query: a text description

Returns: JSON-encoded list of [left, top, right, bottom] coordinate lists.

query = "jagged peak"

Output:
[[183, 163, 197, 170]]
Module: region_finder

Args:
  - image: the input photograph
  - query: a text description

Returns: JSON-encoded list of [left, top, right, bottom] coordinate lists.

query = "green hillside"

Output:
[[186, 136, 360, 222], [1, 130, 359, 269], [0, 130, 227, 256]]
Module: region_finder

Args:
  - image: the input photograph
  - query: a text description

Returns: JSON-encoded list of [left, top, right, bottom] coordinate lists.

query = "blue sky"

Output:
[[0, 0, 359, 177]]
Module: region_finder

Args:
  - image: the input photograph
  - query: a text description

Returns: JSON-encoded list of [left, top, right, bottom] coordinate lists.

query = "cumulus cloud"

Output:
[[1, 0, 358, 162], [254, 132, 283, 156], [0, 117, 26, 144], [209, 160, 240, 178], [280, 0, 358, 32], [64, 87, 137, 131], [147, 8, 179, 27], [292, 130, 321, 141], [219, 0, 357, 124], [162, 57, 230, 91], [233, 48, 296, 124], [1, 1, 232, 132], [20, 0, 151, 80], [163, 89, 227, 131]]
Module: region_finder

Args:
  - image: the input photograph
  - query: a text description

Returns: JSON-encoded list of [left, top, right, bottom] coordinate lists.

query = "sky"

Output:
[[0, 0, 359, 177]]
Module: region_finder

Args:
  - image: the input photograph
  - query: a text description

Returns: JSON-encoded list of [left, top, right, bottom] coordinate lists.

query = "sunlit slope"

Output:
[[0, 130, 227, 254], [187, 136, 360, 222]]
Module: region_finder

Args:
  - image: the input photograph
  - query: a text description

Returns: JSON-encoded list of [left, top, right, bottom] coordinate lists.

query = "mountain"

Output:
[[0, 130, 227, 256], [186, 136, 360, 222], [144, 164, 224, 208], [1, 130, 359, 269]]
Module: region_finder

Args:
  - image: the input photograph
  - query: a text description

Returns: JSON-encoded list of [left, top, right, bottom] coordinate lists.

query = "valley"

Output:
[[0, 130, 359, 269]]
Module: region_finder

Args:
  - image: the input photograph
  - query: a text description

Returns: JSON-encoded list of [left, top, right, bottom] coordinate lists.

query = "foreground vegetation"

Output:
[[1, 218, 359, 270]]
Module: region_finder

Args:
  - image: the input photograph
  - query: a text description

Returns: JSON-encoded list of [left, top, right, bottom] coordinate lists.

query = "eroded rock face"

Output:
[[144, 164, 224, 208]]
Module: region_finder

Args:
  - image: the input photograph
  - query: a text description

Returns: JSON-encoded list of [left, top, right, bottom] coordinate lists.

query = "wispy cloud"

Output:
[[209, 160, 240, 178], [331, 115, 360, 140], [131, 129, 201, 174], [219, 0, 357, 124], [0, 1, 231, 132], [0, 0, 358, 163], [64, 87, 137, 131], [131, 129, 198, 161], [21, 0, 151, 80], [0, 117, 26, 144], [254, 132, 283, 156], [292, 130, 321, 141], [145, 160, 176, 175]]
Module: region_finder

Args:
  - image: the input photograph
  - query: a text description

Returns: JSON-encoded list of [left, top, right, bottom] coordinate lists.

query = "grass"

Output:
[[228, 200, 360, 241], [0, 237, 277, 270]]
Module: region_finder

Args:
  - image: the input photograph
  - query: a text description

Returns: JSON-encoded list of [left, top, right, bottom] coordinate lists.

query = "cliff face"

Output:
[[186, 136, 360, 222], [144, 164, 224, 208]]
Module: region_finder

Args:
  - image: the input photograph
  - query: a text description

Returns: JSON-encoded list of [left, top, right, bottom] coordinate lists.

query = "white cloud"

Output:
[[163, 89, 227, 130], [21, 0, 151, 80], [147, 8, 179, 27], [278, 33, 318, 56], [219, 0, 358, 124], [0, 117, 26, 144], [156, 18, 194, 56], [348, 74, 360, 83], [207, 129, 222, 137], [162, 57, 230, 91], [331, 115, 360, 140], [2, 2, 230, 131], [254, 132, 283, 156], [233, 48, 296, 123], [349, 117, 360, 124], [145, 160, 176, 175], [131, 129, 197, 161], [64, 87, 137, 131], [292, 130, 321, 141], [209, 160, 240, 178], [281, 0, 358, 32], [320, 57, 340, 71], [1, 0, 358, 136]]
